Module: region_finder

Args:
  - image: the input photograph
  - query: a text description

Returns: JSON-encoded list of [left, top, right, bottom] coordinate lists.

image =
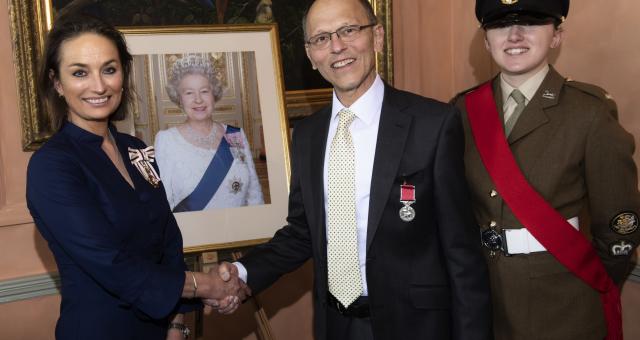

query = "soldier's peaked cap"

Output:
[[476, 0, 569, 28]]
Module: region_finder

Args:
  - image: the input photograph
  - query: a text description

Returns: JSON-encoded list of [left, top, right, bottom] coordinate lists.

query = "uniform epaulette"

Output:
[[449, 82, 487, 105], [565, 79, 618, 118]]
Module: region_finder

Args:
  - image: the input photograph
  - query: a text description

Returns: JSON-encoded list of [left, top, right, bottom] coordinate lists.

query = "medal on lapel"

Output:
[[128, 146, 161, 188], [399, 181, 416, 222]]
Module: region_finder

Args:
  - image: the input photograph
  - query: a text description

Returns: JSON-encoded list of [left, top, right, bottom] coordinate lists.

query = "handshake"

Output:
[[186, 262, 251, 315]]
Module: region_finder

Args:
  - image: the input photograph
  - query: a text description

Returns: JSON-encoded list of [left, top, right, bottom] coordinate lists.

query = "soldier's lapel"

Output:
[[507, 68, 564, 144]]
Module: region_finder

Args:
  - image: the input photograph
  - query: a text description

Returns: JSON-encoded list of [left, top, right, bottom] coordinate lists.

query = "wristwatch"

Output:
[[168, 322, 191, 339]]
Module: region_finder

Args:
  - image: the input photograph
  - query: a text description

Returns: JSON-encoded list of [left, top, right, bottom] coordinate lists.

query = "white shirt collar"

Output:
[[331, 75, 384, 127], [501, 64, 550, 106]]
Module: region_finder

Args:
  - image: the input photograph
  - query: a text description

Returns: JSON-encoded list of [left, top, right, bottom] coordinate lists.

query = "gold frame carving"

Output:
[[373, 0, 394, 84], [9, 0, 52, 150], [9, 0, 393, 150]]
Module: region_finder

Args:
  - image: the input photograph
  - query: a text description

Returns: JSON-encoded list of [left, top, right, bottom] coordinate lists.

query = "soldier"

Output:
[[452, 1, 640, 339]]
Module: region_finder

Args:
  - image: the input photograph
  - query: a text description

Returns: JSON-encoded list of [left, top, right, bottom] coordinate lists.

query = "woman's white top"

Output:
[[154, 126, 264, 211]]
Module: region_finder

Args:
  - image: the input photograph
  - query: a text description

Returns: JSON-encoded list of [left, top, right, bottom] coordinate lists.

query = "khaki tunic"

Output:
[[452, 67, 640, 340]]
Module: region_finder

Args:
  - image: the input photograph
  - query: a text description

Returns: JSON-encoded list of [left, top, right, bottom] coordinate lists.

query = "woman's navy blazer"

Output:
[[27, 122, 195, 339]]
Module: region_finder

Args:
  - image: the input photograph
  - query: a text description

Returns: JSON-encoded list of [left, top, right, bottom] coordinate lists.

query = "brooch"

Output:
[[229, 177, 243, 194], [226, 132, 246, 162], [128, 146, 161, 188]]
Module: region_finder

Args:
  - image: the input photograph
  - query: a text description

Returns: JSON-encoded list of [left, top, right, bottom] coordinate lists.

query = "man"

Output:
[[452, 1, 640, 339], [217, 0, 492, 339]]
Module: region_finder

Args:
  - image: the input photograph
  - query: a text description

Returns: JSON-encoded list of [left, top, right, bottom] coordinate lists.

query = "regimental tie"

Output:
[[504, 89, 526, 136], [327, 108, 363, 308]]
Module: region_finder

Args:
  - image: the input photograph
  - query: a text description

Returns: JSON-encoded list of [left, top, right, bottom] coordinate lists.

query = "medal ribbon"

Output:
[[465, 82, 622, 340], [400, 184, 415, 202], [128, 146, 161, 187]]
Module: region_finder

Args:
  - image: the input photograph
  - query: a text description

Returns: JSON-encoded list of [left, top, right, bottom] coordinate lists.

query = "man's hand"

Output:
[[202, 262, 251, 314]]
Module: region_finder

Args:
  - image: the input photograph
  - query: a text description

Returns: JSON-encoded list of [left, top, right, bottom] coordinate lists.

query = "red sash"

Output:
[[465, 82, 622, 340]]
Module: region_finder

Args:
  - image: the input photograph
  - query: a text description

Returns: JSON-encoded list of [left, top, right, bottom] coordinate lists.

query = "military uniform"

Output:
[[455, 1, 640, 338], [453, 66, 640, 339]]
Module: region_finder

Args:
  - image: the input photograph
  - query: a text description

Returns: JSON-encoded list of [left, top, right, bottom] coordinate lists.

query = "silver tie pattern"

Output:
[[505, 89, 526, 136], [327, 108, 362, 308]]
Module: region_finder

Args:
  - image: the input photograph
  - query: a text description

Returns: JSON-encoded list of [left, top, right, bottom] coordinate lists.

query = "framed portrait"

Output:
[[117, 25, 290, 251], [9, 0, 392, 150]]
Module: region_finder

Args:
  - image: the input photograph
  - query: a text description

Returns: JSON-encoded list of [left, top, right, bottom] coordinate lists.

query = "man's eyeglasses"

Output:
[[305, 24, 377, 50]]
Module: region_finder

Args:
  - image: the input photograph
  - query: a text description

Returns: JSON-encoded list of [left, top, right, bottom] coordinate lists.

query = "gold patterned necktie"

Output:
[[327, 108, 363, 308], [505, 89, 526, 136]]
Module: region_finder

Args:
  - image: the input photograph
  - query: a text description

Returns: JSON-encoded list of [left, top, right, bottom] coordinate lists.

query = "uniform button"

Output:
[[490, 190, 497, 198], [489, 221, 497, 228]]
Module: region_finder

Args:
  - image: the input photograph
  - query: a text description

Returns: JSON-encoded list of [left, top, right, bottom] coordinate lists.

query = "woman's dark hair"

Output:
[[38, 11, 134, 131]]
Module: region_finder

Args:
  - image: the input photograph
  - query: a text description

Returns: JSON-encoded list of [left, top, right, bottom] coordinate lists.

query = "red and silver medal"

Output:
[[399, 182, 416, 222]]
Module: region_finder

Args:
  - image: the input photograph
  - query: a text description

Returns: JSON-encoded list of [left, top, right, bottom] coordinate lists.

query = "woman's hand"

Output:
[[166, 313, 188, 339], [166, 328, 186, 340]]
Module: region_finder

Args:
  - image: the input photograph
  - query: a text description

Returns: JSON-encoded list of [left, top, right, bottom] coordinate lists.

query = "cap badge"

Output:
[[501, 0, 519, 4]]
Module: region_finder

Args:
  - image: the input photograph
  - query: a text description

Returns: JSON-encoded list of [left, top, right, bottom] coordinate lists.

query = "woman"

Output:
[[26, 12, 246, 340], [155, 55, 264, 212], [452, 1, 640, 339]]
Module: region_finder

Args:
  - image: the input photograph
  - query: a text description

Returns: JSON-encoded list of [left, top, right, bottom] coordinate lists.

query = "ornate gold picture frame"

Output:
[[8, 0, 392, 151], [121, 25, 291, 252]]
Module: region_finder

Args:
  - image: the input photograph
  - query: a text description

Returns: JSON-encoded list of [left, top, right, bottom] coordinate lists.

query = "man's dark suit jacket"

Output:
[[240, 84, 492, 340]]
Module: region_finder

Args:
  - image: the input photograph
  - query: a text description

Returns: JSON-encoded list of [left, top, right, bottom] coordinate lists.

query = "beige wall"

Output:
[[0, 0, 59, 336], [394, 0, 640, 338], [0, 1, 51, 279], [2, 0, 640, 339]]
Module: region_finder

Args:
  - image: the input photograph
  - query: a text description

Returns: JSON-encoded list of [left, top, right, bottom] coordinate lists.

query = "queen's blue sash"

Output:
[[173, 126, 240, 212]]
